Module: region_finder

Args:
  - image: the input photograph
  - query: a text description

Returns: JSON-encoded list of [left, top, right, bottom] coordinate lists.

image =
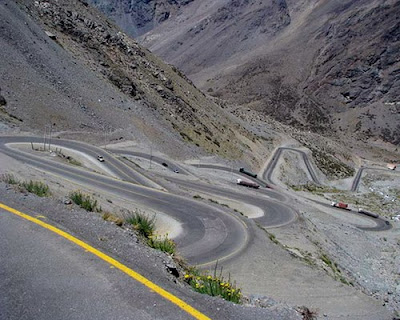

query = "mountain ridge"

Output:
[[0, 0, 269, 165], [89, 0, 400, 145]]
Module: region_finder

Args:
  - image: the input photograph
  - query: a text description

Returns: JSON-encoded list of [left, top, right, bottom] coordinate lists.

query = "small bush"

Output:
[[269, 233, 279, 245], [320, 254, 332, 267], [21, 180, 50, 197], [297, 306, 318, 320], [102, 212, 123, 226], [148, 235, 176, 254], [125, 210, 155, 238], [1, 173, 19, 185], [184, 262, 242, 304], [70, 191, 99, 212], [68, 158, 82, 166]]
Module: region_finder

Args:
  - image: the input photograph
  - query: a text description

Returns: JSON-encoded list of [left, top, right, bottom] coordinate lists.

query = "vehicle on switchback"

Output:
[[97, 155, 105, 162], [358, 208, 379, 218], [237, 178, 260, 189], [387, 163, 397, 170], [239, 167, 257, 178], [331, 201, 349, 210]]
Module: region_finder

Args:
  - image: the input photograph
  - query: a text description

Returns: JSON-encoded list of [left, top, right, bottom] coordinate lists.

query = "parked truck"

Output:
[[387, 163, 397, 170], [239, 167, 257, 178], [358, 208, 379, 218], [331, 201, 349, 209], [237, 178, 260, 189]]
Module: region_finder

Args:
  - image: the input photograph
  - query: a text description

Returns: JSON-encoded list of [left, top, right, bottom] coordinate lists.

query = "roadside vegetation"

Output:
[[54, 149, 82, 166], [69, 191, 100, 212], [22, 180, 50, 197], [147, 235, 176, 254], [1, 173, 18, 185], [290, 182, 341, 194], [1, 173, 50, 197], [125, 210, 155, 238], [124, 209, 176, 254], [102, 211, 124, 226], [307, 146, 355, 179], [184, 262, 242, 303], [121, 208, 242, 302], [319, 253, 352, 286]]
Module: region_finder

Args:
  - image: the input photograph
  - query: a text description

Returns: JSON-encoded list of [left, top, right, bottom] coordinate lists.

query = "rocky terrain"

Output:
[[1, 1, 400, 318], [89, 0, 196, 38], [0, 0, 269, 165], [92, 0, 400, 144]]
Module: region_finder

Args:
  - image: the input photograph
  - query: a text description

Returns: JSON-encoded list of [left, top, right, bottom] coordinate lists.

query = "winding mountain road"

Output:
[[0, 136, 391, 269], [262, 147, 320, 185], [0, 136, 299, 266], [0, 136, 250, 266], [113, 145, 391, 232], [259, 147, 392, 231]]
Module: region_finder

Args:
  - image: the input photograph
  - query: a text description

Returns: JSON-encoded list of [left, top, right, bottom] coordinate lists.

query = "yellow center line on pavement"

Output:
[[0, 202, 211, 320]]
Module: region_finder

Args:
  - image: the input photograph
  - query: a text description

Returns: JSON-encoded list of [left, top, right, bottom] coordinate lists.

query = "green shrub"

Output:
[[70, 191, 99, 212], [125, 210, 155, 238], [148, 235, 176, 254], [269, 233, 279, 245], [1, 173, 19, 185], [184, 262, 242, 304], [22, 180, 50, 197]]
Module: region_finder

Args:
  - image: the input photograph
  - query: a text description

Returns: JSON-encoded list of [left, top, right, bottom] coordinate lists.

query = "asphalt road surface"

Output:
[[0, 137, 251, 265], [351, 166, 400, 192], [165, 177, 297, 229], [262, 147, 320, 185], [0, 207, 205, 320]]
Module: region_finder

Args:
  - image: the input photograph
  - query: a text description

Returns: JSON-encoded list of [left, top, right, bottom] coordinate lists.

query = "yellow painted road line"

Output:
[[0, 202, 211, 320]]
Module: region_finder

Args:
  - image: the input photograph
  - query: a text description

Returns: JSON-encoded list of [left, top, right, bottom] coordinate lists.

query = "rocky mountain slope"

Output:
[[0, 0, 267, 164], [90, 0, 400, 145]]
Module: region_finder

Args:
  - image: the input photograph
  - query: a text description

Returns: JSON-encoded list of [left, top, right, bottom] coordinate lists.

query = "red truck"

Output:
[[331, 201, 348, 209], [237, 178, 260, 189]]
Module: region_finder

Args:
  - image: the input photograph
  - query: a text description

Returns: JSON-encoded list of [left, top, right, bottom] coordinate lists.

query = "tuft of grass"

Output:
[[22, 180, 50, 197], [1, 173, 19, 185], [320, 254, 332, 268], [148, 235, 176, 254], [70, 191, 99, 212], [68, 158, 82, 166], [289, 182, 341, 193], [184, 261, 242, 303], [297, 306, 318, 320], [1, 174, 50, 197], [208, 198, 229, 208], [125, 210, 155, 238], [268, 233, 280, 245], [102, 212, 124, 226]]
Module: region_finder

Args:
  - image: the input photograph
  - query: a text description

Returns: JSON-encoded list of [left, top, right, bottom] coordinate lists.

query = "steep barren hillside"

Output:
[[89, 0, 195, 38], [0, 0, 265, 162], [91, 0, 400, 145]]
